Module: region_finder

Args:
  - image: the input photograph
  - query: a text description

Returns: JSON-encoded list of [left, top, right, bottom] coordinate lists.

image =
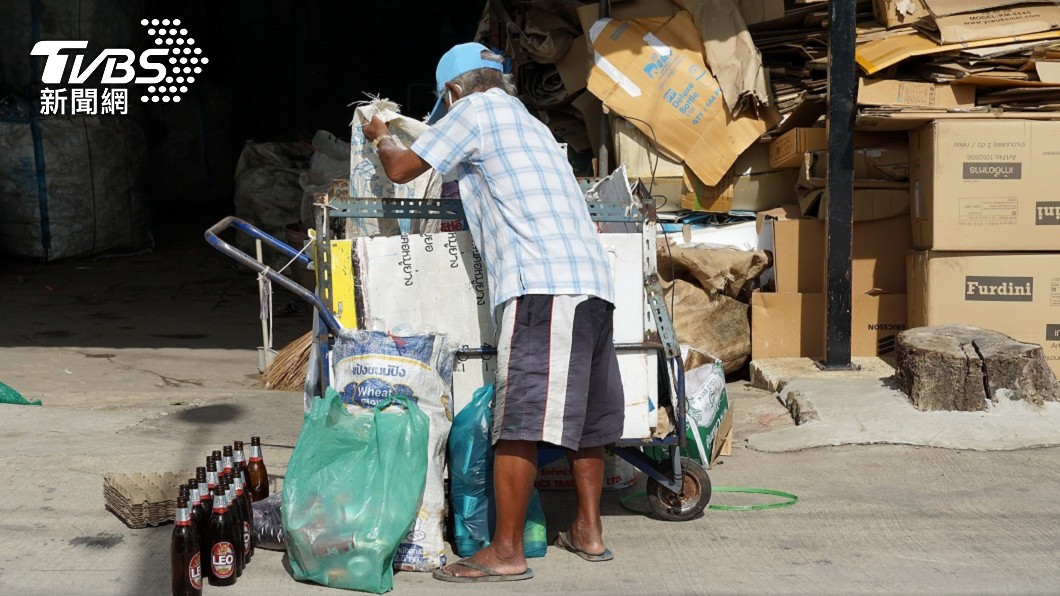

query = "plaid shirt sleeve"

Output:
[[410, 98, 481, 176]]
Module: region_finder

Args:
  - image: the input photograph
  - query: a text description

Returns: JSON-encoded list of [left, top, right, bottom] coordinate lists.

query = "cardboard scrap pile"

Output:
[[475, 1, 1059, 369], [104, 471, 190, 529], [857, 0, 1060, 130]]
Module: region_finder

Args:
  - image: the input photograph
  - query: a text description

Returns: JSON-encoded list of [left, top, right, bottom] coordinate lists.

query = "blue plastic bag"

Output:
[[282, 388, 429, 593], [449, 384, 547, 558]]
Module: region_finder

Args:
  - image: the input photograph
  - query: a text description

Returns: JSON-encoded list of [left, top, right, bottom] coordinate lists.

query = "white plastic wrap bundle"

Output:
[[349, 98, 442, 237]]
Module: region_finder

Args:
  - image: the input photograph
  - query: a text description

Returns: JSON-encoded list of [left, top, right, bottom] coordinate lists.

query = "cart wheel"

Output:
[[646, 457, 711, 521]]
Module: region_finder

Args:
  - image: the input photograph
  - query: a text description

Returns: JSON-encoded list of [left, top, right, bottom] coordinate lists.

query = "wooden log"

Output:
[[895, 325, 1060, 412]]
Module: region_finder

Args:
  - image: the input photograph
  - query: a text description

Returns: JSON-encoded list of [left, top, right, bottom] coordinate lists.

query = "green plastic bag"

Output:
[[282, 388, 429, 593], [0, 382, 40, 406]]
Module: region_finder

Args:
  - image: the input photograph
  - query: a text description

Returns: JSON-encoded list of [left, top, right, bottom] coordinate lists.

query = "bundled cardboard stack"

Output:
[[104, 471, 189, 529], [857, 0, 1060, 130], [486, 0, 788, 212], [906, 120, 1060, 376], [482, 2, 1058, 366]]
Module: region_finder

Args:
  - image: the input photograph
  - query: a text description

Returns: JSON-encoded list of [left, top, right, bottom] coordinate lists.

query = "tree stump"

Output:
[[895, 325, 1060, 412]]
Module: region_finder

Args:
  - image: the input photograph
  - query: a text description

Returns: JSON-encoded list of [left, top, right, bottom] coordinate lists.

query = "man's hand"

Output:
[[362, 114, 432, 183], [362, 116, 389, 143]]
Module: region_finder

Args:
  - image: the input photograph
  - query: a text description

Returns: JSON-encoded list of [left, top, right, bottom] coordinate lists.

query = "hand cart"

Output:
[[205, 186, 712, 521]]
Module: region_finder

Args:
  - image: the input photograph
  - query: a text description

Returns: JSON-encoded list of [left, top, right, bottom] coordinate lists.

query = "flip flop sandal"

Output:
[[553, 531, 614, 562], [432, 559, 535, 583]]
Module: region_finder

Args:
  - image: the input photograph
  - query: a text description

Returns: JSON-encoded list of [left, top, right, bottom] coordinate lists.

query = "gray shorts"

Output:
[[491, 294, 625, 451]]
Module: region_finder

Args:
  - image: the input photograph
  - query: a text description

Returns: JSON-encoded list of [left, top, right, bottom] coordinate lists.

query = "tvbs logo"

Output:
[[31, 18, 208, 115]]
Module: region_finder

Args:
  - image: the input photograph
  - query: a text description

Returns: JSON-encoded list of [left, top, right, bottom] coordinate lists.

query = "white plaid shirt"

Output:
[[412, 88, 614, 309]]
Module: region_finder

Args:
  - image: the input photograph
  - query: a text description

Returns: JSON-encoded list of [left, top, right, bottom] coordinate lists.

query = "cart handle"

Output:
[[204, 216, 341, 333]]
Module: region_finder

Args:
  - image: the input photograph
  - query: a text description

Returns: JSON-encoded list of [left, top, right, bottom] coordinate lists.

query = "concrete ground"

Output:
[[2, 221, 1060, 595]]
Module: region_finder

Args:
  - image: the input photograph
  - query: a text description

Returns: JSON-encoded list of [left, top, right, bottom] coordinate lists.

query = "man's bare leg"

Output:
[[564, 445, 607, 555], [438, 439, 536, 577]]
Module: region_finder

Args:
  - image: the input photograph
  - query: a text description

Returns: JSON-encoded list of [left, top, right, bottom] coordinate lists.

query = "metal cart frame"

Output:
[[206, 193, 712, 520]]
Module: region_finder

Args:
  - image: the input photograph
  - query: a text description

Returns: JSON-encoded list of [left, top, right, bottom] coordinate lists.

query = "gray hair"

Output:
[[446, 50, 517, 97]]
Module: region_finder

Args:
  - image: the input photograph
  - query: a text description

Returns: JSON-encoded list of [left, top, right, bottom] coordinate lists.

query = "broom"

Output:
[[262, 331, 312, 391]]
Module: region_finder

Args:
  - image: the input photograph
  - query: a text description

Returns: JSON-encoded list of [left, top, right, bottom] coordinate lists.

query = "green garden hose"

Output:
[[621, 486, 798, 515]]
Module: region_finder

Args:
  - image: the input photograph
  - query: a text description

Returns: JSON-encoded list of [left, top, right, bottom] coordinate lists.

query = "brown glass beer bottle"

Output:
[[233, 471, 254, 564], [205, 457, 219, 493], [171, 496, 202, 595], [222, 445, 234, 476], [224, 478, 245, 577], [247, 436, 269, 501], [206, 486, 237, 586], [233, 440, 249, 486]]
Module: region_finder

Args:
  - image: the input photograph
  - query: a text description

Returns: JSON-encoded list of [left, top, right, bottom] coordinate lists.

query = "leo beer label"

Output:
[[189, 553, 202, 589], [211, 542, 235, 578], [243, 521, 251, 551]]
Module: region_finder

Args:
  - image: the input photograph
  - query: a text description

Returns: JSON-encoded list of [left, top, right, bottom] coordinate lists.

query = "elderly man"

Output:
[[362, 42, 624, 583]]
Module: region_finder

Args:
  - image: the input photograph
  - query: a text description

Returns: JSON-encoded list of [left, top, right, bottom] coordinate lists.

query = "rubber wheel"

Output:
[[646, 457, 711, 521]]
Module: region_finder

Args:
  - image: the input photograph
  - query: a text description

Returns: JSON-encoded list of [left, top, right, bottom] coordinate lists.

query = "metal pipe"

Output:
[[822, 0, 856, 370]]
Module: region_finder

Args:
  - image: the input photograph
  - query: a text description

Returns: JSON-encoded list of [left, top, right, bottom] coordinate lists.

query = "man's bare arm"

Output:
[[362, 116, 431, 184]]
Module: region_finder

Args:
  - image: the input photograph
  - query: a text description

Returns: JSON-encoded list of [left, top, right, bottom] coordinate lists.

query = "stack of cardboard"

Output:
[[103, 471, 189, 529], [482, 2, 1058, 367], [906, 120, 1060, 376], [857, 0, 1060, 130], [523, 0, 787, 212]]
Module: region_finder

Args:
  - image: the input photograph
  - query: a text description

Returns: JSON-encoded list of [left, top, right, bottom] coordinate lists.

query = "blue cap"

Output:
[[427, 42, 504, 124]]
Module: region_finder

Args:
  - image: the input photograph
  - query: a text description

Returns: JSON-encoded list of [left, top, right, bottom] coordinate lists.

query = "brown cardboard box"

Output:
[[805, 146, 910, 182], [611, 116, 689, 211], [908, 251, 1060, 375], [797, 187, 910, 222], [751, 292, 908, 359], [769, 127, 906, 168], [857, 78, 975, 110], [909, 120, 1060, 251], [587, 12, 771, 186], [921, 0, 1032, 18], [919, 3, 1060, 45], [683, 142, 798, 213], [873, 0, 926, 28], [757, 209, 911, 293]]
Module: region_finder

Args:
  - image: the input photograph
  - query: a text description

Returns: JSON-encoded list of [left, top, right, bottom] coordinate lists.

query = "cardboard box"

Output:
[[757, 209, 912, 294], [918, 3, 1060, 45], [612, 115, 689, 210], [805, 146, 910, 182], [908, 251, 1060, 375], [921, 0, 1031, 18], [587, 12, 771, 186], [910, 120, 1060, 250], [797, 187, 910, 222], [769, 127, 907, 168], [683, 142, 798, 213], [857, 78, 975, 110], [856, 110, 1060, 132], [873, 0, 927, 28], [751, 292, 908, 359]]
